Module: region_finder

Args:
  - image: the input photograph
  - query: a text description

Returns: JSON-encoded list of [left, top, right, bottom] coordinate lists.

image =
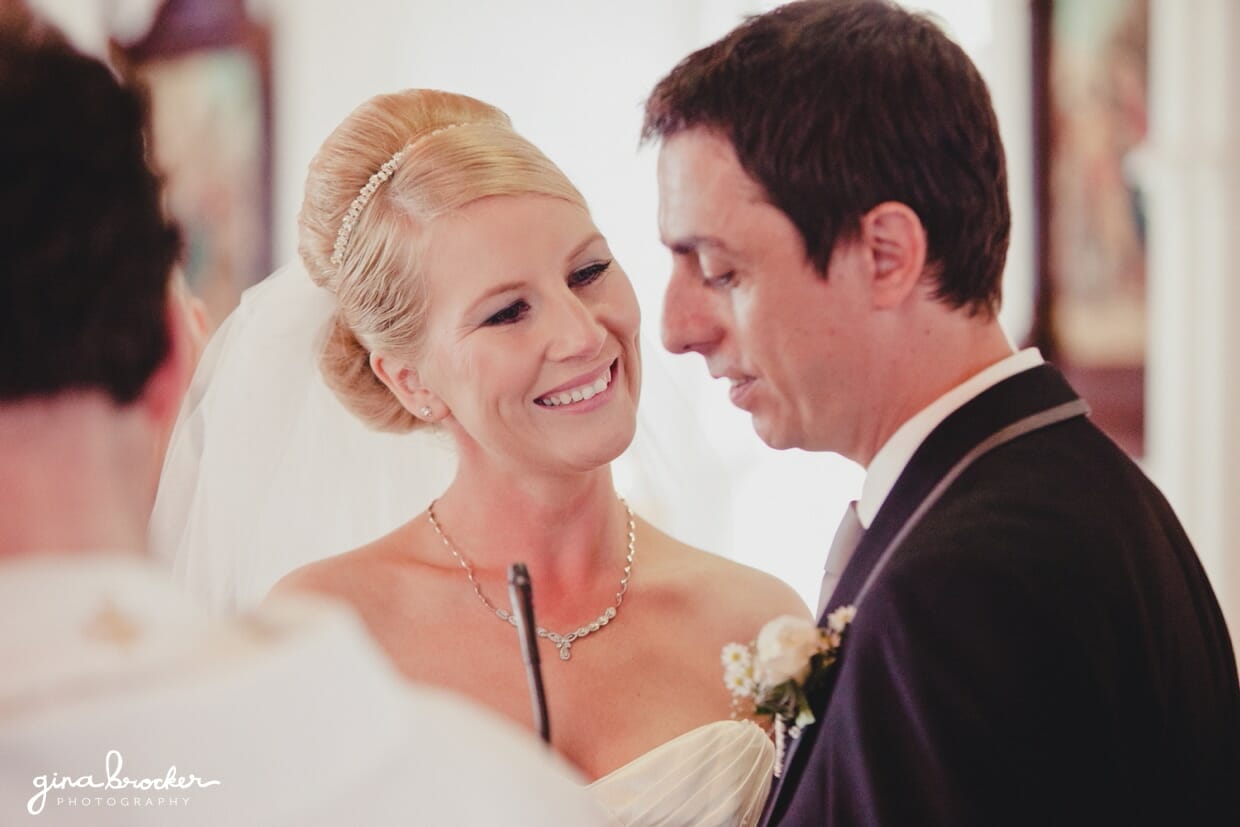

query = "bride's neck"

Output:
[[429, 465, 626, 589]]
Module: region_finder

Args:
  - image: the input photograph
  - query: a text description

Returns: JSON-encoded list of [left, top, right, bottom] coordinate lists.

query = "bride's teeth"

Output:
[[538, 365, 613, 407]]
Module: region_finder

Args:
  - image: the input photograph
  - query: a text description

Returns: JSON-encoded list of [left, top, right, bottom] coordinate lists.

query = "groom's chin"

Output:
[[752, 417, 798, 452]]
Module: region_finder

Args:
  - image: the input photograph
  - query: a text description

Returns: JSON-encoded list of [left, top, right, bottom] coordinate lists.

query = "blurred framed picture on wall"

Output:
[[1031, 0, 1149, 456], [114, 0, 272, 330]]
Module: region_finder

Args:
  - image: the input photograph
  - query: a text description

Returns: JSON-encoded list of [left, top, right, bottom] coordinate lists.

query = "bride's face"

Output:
[[413, 194, 641, 473]]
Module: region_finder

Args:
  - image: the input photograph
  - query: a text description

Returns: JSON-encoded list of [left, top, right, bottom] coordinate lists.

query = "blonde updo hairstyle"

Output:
[[299, 89, 587, 432]]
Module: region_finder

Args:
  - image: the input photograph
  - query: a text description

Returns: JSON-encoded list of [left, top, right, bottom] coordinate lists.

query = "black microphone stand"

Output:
[[507, 563, 550, 744]]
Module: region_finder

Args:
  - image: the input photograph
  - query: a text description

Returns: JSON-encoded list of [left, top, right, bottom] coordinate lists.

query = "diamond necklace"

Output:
[[426, 497, 636, 662]]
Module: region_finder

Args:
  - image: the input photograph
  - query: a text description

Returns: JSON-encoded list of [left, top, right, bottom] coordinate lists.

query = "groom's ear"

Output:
[[859, 201, 928, 310], [370, 353, 443, 420]]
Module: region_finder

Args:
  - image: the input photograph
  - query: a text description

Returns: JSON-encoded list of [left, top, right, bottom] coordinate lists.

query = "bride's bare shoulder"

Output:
[[639, 517, 811, 629], [269, 519, 420, 603]]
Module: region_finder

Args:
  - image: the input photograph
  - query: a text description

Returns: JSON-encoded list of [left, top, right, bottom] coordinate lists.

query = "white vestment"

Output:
[[0, 552, 608, 826]]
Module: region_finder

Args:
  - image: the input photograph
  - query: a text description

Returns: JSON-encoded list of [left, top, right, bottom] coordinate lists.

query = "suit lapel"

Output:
[[829, 363, 1083, 615], [761, 364, 1086, 825]]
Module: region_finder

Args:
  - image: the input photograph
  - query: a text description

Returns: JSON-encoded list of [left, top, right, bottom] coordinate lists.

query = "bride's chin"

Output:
[[576, 415, 639, 471], [599, 427, 640, 466], [613, 408, 639, 449]]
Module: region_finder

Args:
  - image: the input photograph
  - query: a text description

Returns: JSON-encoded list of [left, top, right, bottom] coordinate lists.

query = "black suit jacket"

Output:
[[764, 364, 1240, 825]]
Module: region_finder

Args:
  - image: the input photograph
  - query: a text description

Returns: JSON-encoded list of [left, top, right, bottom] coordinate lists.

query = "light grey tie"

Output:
[[817, 501, 865, 617]]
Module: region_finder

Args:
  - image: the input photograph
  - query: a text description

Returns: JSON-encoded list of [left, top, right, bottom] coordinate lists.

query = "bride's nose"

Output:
[[545, 291, 607, 362]]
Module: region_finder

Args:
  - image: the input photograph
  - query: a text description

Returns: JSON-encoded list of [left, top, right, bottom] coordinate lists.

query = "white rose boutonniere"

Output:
[[721, 607, 857, 776], [756, 615, 824, 685]]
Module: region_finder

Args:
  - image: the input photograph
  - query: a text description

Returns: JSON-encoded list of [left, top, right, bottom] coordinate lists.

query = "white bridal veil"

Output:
[[150, 262, 731, 612]]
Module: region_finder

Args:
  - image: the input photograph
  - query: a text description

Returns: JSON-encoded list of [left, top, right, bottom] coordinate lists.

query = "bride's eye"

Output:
[[483, 299, 530, 326], [568, 260, 611, 289]]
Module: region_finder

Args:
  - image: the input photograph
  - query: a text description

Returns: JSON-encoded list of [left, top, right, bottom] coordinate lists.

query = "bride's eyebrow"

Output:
[[457, 233, 608, 318], [463, 280, 525, 317], [565, 233, 605, 263]]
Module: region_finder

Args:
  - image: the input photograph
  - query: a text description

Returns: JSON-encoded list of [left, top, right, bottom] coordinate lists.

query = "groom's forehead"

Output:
[[656, 128, 762, 197], [656, 130, 769, 245]]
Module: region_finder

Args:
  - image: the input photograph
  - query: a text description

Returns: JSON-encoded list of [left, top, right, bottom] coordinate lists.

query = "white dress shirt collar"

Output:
[[856, 348, 1045, 528]]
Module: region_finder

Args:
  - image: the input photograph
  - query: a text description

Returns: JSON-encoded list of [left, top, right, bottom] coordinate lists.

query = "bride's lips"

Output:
[[534, 360, 618, 412]]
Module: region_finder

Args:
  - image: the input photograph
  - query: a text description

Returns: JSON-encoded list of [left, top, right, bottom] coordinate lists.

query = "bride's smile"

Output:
[[406, 193, 642, 470], [534, 360, 615, 409]]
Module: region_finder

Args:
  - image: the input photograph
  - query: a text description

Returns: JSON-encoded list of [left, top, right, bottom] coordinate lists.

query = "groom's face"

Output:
[[657, 128, 875, 454]]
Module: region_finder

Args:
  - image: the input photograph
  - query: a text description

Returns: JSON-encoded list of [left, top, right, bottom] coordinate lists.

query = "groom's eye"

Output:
[[483, 299, 530, 326], [703, 270, 736, 288]]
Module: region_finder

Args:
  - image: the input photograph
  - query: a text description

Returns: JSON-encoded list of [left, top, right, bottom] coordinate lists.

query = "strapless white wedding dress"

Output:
[[587, 720, 774, 827]]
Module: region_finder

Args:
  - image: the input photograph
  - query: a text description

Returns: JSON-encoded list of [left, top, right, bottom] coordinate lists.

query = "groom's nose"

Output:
[[661, 266, 721, 358]]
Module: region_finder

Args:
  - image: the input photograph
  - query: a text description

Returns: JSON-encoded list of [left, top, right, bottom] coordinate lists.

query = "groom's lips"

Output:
[[727, 376, 756, 408]]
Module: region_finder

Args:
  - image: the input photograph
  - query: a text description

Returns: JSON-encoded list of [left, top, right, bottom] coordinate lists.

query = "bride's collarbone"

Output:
[[373, 595, 733, 770], [364, 539, 742, 681], [350, 530, 742, 763]]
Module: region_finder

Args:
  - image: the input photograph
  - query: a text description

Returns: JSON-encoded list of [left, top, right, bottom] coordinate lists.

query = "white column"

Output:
[[1145, 0, 1240, 640]]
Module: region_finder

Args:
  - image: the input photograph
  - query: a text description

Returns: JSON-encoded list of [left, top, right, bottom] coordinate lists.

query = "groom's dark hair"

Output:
[[0, 2, 182, 404], [643, 0, 1010, 318]]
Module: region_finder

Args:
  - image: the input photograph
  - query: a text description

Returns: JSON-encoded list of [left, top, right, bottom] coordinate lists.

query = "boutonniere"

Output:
[[722, 607, 856, 776]]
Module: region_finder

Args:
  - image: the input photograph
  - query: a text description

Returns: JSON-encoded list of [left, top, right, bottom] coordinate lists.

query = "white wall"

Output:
[[32, 0, 1235, 624], [1145, 0, 1240, 639]]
